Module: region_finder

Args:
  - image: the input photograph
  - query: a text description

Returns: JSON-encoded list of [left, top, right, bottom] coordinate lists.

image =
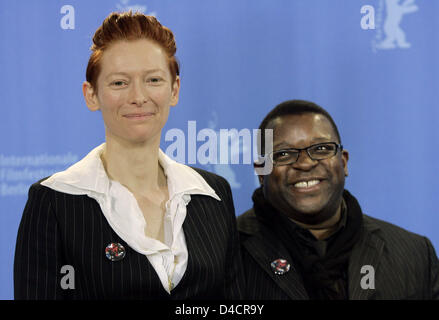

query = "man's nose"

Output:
[[292, 149, 318, 170]]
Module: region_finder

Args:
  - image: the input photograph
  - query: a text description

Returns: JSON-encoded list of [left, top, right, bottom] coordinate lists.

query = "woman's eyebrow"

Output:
[[104, 68, 166, 78]]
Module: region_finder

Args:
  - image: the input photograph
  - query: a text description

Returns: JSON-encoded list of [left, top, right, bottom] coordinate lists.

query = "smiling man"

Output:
[[237, 99, 439, 300]]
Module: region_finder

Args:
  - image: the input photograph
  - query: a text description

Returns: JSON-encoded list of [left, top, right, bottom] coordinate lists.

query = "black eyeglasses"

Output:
[[266, 142, 343, 166]]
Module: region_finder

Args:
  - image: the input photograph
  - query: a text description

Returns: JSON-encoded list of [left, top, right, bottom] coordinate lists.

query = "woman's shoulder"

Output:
[[27, 177, 53, 195], [27, 176, 88, 201], [190, 167, 231, 191], [189, 167, 236, 219], [21, 178, 59, 216]]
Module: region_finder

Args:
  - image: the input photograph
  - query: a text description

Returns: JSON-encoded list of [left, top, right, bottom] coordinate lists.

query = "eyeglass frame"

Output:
[[265, 142, 343, 166]]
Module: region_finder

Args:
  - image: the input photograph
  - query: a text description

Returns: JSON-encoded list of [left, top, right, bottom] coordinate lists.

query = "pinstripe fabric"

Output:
[[14, 168, 245, 300], [237, 205, 439, 300]]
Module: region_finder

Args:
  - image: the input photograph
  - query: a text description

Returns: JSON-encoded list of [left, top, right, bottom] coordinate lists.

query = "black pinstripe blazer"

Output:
[[237, 204, 439, 300], [14, 168, 245, 300]]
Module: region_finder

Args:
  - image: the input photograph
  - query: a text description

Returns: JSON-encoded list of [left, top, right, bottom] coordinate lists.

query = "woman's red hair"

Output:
[[86, 11, 179, 92]]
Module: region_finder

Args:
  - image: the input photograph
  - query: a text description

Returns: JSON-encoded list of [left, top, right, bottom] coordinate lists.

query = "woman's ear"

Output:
[[82, 81, 100, 111], [170, 76, 180, 106]]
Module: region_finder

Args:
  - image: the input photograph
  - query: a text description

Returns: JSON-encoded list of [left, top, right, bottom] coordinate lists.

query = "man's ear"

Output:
[[342, 149, 349, 177], [254, 162, 265, 185], [82, 81, 100, 111], [170, 76, 180, 107]]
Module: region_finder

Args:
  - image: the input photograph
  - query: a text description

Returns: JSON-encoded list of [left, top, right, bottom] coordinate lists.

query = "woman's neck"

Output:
[[101, 133, 166, 196]]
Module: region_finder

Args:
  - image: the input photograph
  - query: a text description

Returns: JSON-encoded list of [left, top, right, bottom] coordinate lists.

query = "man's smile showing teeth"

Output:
[[293, 179, 321, 189]]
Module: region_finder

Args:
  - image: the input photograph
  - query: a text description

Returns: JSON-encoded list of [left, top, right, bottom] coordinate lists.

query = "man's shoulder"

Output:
[[237, 208, 259, 235], [363, 214, 429, 248], [237, 210, 431, 247]]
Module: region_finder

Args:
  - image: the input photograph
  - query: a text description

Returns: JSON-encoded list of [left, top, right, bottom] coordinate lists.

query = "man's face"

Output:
[[259, 113, 349, 225]]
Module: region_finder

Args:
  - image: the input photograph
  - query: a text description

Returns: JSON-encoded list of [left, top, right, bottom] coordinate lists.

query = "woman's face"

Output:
[[83, 39, 180, 145]]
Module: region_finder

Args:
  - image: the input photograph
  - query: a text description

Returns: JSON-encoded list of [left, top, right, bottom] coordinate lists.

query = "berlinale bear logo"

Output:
[[361, 0, 419, 51]]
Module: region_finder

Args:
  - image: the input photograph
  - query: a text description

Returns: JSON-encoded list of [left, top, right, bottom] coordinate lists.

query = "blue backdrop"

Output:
[[1, 0, 438, 299]]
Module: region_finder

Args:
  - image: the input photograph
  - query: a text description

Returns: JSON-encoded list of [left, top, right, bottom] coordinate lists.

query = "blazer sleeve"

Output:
[[219, 178, 246, 300], [425, 237, 439, 299], [14, 183, 66, 300]]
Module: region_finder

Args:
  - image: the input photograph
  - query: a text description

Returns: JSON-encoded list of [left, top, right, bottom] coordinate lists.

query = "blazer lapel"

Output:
[[243, 226, 309, 299], [348, 221, 385, 300]]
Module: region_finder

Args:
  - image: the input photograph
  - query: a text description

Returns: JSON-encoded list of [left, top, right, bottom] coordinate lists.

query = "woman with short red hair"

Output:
[[14, 11, 245, 300]]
